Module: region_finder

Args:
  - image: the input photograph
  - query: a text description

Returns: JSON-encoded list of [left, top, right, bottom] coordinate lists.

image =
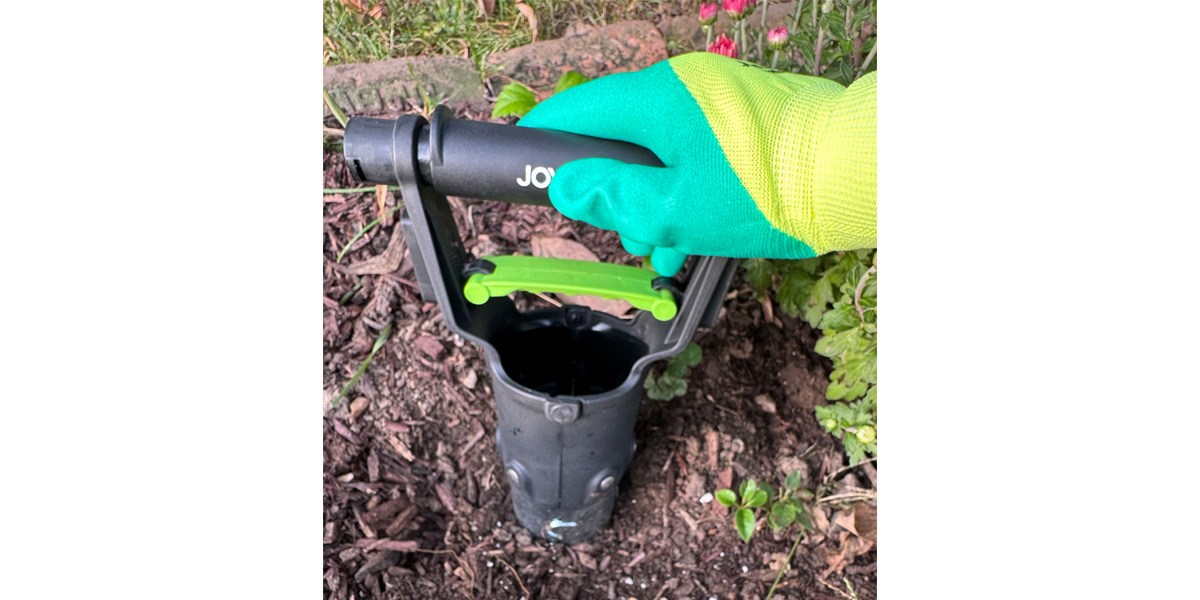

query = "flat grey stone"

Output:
[[485, 20, 667, 92], [324, 55, 486, 117]]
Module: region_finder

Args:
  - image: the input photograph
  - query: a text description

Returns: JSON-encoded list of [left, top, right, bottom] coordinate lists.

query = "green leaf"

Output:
[[715, 488, 737, 507], [742, 258, 777, 298], [827, 18, 846, 40], [831, 402, 856, 422], [771, 502, 797, 528], [678, 342, 702, 368], [739, 479, 758, 499], [815, 328, 859, 359], [803, 275, 836, 327], [747, 489, 769, 507], [734, 508, 756, 543], [844, 434, 866, 466], [847, 380, 868, 401], [818, 303, 859, 331], [663, 361, 686, 379], [785, 471, 803, 491], [758, 482, 776, 501], [816, 406, 839, 431], [796, 509, 814, 531], [787, 257, 825, 276], [838, 352, 875, 386], [663, 342, 700, 380], [798, 43, 817, 74], [831, 58, 855, 86], [776, 267, 817, 317], [825, 381, 848, 401], [645, 374, 687, 401], [493, 82, 538, 118], [553, 70, 590, 94]]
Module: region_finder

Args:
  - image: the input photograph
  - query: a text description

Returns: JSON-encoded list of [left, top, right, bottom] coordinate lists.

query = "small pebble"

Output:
[[486, 561, 494, 568], [741, 565, 749, 573], [623, 576, 633, 585], [699, 492, 714, 504]]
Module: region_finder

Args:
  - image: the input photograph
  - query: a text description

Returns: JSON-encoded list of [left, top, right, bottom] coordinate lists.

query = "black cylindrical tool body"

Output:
[[488, 306, 650, 543]]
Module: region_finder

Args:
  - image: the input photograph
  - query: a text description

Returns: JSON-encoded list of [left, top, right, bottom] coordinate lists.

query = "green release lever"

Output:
[[463, 255, 678, 321]]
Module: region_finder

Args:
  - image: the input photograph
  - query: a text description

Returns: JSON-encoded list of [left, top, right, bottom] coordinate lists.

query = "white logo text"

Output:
[[516, 164, 555, 188]]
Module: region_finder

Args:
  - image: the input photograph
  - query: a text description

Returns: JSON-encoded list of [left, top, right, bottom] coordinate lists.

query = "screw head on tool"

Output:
[[506, 468, 520, 486], [546, 402, 579, 424], [599, 476, 616, 491]]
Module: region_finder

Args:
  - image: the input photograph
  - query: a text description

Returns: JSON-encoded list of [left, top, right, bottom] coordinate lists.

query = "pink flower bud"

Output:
[[722, 0, 753, 21], [707, 33, 738, 59], [766, 26, 790, 50], [699, 3, 718, 26]]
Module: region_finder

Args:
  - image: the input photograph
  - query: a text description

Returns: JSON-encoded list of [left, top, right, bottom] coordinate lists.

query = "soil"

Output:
[[323, 107, 877, 599]]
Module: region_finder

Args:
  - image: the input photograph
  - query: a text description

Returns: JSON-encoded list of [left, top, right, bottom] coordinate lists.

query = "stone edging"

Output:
[[324, 20, 668, 117]]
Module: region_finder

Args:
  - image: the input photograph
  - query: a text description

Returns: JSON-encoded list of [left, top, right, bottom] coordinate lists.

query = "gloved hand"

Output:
[[517, 52, 876, 277]]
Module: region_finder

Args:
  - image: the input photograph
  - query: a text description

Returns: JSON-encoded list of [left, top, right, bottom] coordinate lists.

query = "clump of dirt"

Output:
[[323, 107, 877, 599]]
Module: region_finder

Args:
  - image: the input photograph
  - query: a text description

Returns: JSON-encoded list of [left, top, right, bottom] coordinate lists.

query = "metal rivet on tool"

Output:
[[506, 468, 520, 486], [546, 403, 578, 424], [599, 476, 615, 491]]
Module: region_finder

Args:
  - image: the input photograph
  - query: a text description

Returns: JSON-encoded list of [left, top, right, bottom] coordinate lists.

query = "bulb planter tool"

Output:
[[342, 106, 737, 543]]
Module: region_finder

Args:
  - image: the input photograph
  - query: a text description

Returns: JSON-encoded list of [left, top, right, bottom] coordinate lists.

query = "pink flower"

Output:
[[699, 3, 718, 26], [766, 26, 790, 50], [707, 33, 738, 59], [722, 0, 753, 21]]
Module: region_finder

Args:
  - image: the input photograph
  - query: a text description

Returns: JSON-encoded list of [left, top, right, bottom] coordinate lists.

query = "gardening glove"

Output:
[[517, 52, 876, 277]]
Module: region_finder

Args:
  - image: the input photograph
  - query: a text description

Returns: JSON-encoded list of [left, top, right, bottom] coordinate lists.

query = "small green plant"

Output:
[[715, 471, 816, 599], [715, 471, 814, 543], [491, 70, 591, 119], [644, 342, 701, 401]]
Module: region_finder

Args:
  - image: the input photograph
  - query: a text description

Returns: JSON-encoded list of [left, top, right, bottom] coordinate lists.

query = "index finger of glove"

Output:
[[516, 61, 678, 150]]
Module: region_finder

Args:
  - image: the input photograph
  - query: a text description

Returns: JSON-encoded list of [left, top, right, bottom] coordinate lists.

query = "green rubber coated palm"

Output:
[[517, 52, 876, 277]]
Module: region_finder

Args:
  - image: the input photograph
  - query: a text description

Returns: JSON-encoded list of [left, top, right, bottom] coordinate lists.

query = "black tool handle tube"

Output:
[[343, 106, 663, 206], [428, 109, 663, 205]]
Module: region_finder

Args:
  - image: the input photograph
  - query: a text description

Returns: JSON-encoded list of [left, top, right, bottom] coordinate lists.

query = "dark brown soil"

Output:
[[323, 107, 877, 600]]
